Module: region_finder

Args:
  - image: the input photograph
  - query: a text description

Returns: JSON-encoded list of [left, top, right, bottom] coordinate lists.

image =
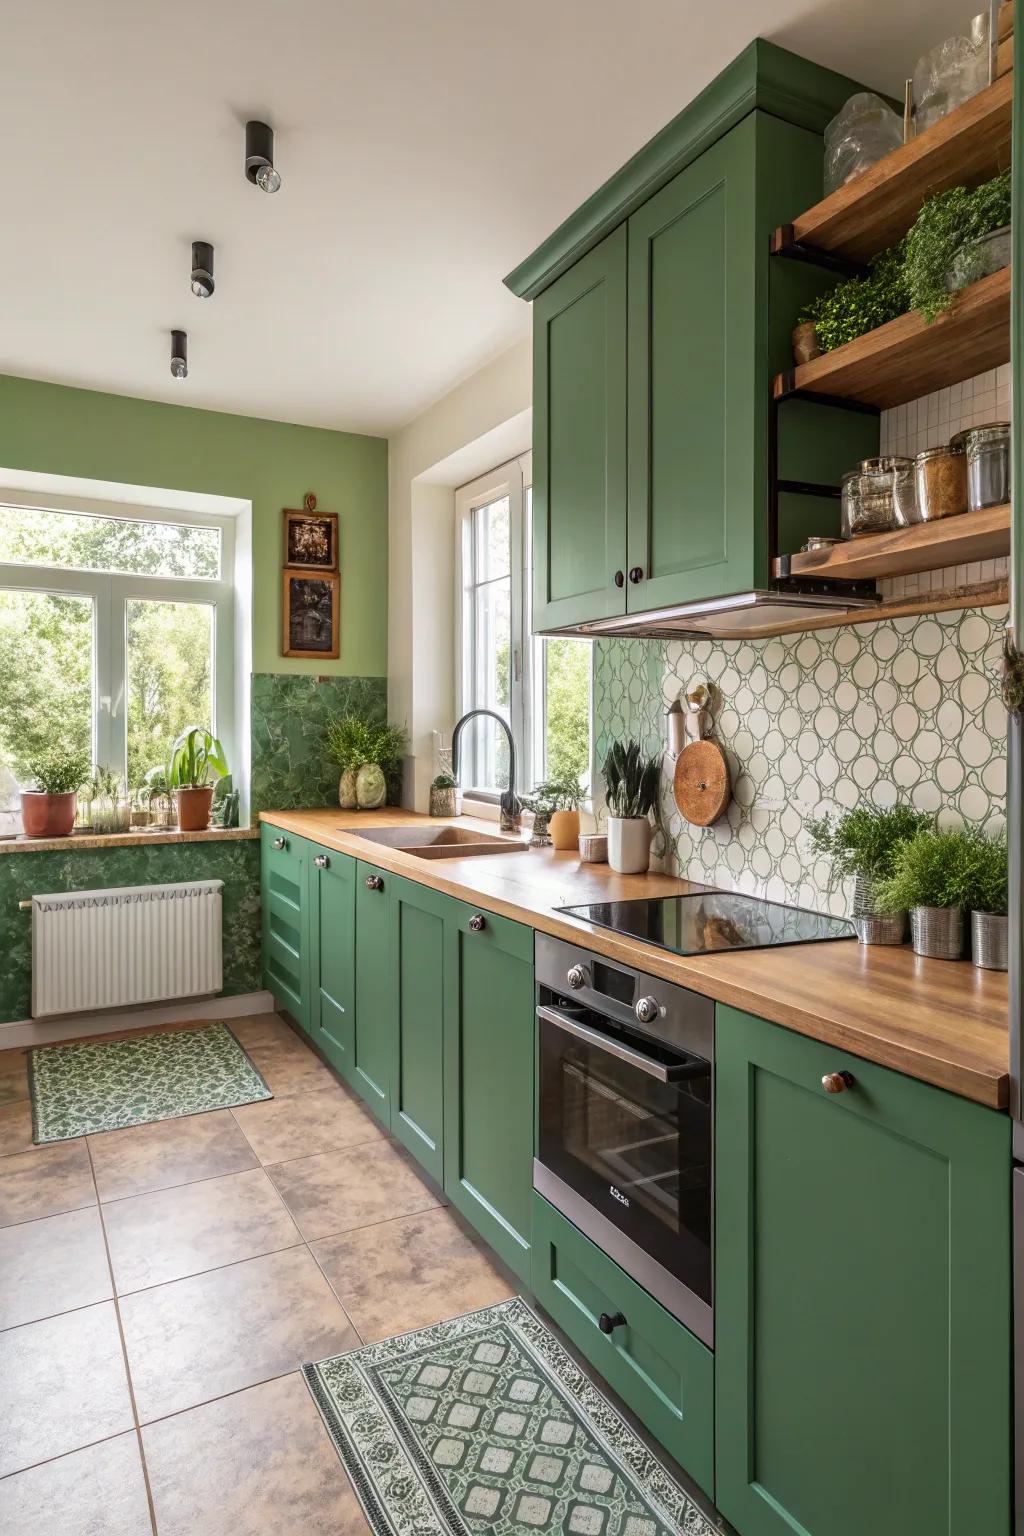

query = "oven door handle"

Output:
[[536, 1004, 697, 1084]]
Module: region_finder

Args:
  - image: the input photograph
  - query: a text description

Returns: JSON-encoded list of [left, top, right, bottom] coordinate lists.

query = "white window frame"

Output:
[[0, 492, 236, 783]]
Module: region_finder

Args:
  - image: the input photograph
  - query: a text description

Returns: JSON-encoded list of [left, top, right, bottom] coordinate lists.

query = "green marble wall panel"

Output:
[[250, 672, 387, 814], [0, 839, 261, 1025], [594, 604, 1008, 916]]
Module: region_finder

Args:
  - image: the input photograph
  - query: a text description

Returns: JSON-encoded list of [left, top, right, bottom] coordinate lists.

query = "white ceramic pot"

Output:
[[607, 816, 652, 875]]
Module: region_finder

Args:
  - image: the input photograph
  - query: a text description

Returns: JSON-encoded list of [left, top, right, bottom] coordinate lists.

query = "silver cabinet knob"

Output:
[[365, 873, 384, 891], [313, 854, 329, 869], [566, 964, 586, 990], [469, 913, 486, 932], [635, 996, 659, 1025], [271, 836, 286, 851]]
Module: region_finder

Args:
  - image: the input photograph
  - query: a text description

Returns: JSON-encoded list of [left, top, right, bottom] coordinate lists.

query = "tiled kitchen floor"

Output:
[[0, 1013, 517, 1534]]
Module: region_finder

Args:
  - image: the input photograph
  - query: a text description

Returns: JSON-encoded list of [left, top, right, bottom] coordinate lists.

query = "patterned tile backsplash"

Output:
[[250, 672, 387, 814]]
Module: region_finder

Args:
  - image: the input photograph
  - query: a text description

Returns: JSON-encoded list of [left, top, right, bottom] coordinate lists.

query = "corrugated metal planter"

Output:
[[910, 906, 965, 960], [971, 910, 1008, 971], [854, 911, 907, 945]]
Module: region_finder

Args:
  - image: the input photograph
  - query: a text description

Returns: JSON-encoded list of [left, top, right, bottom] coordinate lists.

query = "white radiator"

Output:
[[30, 881, 223, 1018]]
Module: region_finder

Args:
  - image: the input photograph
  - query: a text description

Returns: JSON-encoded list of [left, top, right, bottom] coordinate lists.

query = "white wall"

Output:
[[388, 336, 532, 809]]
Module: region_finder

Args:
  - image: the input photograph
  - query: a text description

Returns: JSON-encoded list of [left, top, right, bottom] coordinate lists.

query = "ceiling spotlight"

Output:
[[170, 330, 188, 380], [245, 120, 281, 193], [190, 241, 214, 298]]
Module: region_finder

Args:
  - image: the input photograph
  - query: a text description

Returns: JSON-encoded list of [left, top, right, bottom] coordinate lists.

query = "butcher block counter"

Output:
[[259, 807, 1010, 1109]]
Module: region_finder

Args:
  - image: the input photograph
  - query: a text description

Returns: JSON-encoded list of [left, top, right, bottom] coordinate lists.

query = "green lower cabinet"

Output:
[[532, 1194, 714, 1498], [307, 848, 355, 1077], [390, 876, 446, 1184], [260, 825, 310, 1033], [715, 1005, 1011, 1536], [443, 903, 535, 1284], [350, 861, 392, 1124]]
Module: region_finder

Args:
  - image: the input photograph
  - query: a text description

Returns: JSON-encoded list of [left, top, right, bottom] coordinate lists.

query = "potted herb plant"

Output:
[[964, 831, 1009, 971], [874, 828, 978, 960], [429, 772, 459, 818], [325, 716, 408, 809], [20, 749, 92, 838], [531, 773, 584, 851], [805, 803, 932, 944], [166, 728, 229, 832], [602, 739, 661, 875]]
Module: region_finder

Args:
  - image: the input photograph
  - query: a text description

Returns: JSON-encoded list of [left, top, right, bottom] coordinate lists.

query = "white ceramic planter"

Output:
[[607, 816, 652, 875]]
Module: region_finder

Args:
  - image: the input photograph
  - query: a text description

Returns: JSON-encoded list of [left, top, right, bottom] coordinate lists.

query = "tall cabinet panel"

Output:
[[260, 824, 310, 1033], [390, 876, 446, 1184], [351, 861, 392, 1125], [532, 225, 628, 631], [308, 848, 356, 1077]]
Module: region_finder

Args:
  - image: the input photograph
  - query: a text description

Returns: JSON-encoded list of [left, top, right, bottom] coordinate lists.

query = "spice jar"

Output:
[[914, 444, 967, 521], [951, 423, 1010, 511], [892, 457, 921, 526]]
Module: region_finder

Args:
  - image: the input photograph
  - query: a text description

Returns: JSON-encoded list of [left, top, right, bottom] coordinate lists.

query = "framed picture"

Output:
[[283, 492, 338, 571], [282, 571, 340, 658]]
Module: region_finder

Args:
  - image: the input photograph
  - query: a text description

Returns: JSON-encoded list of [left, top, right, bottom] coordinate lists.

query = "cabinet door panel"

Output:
[[715, 1004, 1011, 1536], [533, 225, 627, 631], [260, 826, 309, 1031], [391, 878, 446, 1183], [309, 850, 355, 1076], [351, 861, 392, 1123]]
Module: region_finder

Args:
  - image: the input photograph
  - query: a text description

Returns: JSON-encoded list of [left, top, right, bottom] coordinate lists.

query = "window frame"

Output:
[[0, 495, 236, 783]]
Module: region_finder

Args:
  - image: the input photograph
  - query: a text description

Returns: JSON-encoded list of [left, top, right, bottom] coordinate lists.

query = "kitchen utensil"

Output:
[[672, 684, 730, 827]]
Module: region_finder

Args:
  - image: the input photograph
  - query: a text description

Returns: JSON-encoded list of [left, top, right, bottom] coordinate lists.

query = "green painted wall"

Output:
[[0, 373, 388, 677]]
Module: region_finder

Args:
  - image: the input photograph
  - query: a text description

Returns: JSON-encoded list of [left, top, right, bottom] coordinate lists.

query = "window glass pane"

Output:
[[541, 637, 591, 788], [0, 589, 93, 780], [0, 507, 221, 578], [473, 496, 510, 582], [468, 577, 511, 790], [126, 599, 213, 786]]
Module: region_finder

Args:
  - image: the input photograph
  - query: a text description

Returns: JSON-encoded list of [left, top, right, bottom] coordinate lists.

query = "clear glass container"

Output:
[[914, 444, 968, 520], [824, 93, 904, 195], [951, 423, 1011, 510], [841, 457, 901, 537], [892, 457, 921, 526], [913, 16, 990, 133]]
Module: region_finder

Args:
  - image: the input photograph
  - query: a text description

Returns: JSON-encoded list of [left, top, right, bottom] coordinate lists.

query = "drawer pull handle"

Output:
[[314, 854, 329, 869], [598, 1311, 627, 1336], [822, 1070, 855, 1094], [271, 836, 287, 851], [365, 873, 384, 892], [469, 913, 486, 932]]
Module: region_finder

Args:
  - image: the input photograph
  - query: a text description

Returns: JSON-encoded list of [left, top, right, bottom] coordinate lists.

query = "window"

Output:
[[0, 498, 234, 787], [456, 462, 591, 802]]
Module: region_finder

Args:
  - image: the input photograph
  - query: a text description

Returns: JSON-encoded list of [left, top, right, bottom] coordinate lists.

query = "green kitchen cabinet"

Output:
[[715, 1005, 1011, 1536], [307, 845, 356, 1077], [260, 824, 311, 1033], [390, 875, 447, 1184], [532, 225, 628, 631], [350, 860, 393, 1124], [443, 901, 535, 1283]]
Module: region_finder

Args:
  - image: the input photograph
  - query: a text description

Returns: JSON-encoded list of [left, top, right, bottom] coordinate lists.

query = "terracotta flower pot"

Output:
[[548, 809, 581, 851], [20, 791, 77, 838], [792, 319, 822, 364], [174, 786, 214, 832]]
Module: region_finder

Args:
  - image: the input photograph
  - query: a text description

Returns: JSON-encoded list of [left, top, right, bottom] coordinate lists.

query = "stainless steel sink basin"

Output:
[[346, 825, 528, 859]]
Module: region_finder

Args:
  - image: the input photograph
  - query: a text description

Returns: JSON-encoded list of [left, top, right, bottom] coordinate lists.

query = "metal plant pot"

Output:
[[910, 906, 965, 961], [851, 873, 879, 917], [854, 911, 907, 946], [971, 910, 1008, 972]]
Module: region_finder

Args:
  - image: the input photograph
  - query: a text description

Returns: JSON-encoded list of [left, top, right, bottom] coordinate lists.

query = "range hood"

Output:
[[549, 588, 881, 642]]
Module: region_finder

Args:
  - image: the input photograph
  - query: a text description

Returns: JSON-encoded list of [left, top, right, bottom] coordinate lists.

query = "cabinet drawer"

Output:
[[451, 898, 533, 962], [261, 825, 305, 903], [531, 1194, 714, 1498]]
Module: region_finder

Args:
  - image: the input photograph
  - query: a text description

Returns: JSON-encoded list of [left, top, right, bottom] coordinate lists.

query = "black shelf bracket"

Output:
[[770, 225, 870, 280]]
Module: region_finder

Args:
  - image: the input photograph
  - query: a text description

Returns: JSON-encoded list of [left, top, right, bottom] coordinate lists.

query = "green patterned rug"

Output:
[[30, 1022, 272, 1143], [304, 1297, 715, 1536]]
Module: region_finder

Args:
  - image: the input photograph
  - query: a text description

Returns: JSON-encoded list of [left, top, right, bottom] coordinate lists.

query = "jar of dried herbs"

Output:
[[914, 444, 968, 521]]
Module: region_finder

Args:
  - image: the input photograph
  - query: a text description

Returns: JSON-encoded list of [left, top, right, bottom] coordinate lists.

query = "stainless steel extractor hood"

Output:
[[546, 588, 882, 642]]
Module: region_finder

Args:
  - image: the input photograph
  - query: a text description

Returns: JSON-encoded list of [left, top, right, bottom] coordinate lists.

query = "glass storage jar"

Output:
[[842, 457, 900, 537], [914, 444, 968, 521], [951, 423, 1010, 511], [892, 457, 921, 525]]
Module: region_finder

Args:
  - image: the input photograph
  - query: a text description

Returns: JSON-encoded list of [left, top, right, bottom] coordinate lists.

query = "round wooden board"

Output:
[[673, 740, 731, 826]]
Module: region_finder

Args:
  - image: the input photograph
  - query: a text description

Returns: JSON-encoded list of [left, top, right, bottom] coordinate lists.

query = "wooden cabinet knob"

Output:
[[822, 1070, 855, 1094]]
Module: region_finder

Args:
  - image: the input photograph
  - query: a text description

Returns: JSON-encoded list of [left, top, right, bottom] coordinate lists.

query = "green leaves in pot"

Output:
[[798, 244, 909, 353], [903, 168, 1011, 323], [805, 803, 933, 887], [873, 827, 987, 914], [326, 716, 407, 776], [962, 830, 1009, 917], [602, 739, 660, 820], [25, 749, 92, 796], [166, 728, 229, 789], [527, 772, 584, 814]]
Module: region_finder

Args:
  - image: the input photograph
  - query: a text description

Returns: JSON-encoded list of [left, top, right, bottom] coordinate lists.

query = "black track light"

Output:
[[170, 330, 188, 380], [191, 241, 214, 298], [245, 120, 281, 193]]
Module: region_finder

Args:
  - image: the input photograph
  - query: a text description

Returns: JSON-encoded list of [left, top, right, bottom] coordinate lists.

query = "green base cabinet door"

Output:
[[308, 847, 356, 1078], [443, 903, 534, 1283], [350, 861, 393, 1125], [260, 825, 310, 1033], [390, 876, 446, 1184], [715, 1005, 1011, 1536]]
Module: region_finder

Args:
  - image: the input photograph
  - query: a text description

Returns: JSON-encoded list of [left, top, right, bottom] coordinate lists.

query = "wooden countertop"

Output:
[[260, 808, 1011, 1110]]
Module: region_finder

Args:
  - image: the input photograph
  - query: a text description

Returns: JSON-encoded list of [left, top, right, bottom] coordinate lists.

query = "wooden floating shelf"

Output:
[[775, 503, 1010, 582], [708, 580, 1008, 641], [773, 267, 1010, 410], [771, 73, 1012, 265]]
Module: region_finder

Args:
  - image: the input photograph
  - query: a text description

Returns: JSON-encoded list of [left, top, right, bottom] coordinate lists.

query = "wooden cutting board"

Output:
[[673, 739, 731, 826]]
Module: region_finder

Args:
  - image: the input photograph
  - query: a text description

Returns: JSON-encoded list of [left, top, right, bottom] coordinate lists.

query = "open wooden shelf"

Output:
[[705, 579, 1008, 641], [774, 503, 1010, 582], [771, 73, 1012, 265], [773, 266, 1010, 410]]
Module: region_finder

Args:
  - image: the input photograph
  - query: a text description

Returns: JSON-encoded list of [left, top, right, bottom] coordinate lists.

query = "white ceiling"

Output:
[[3, 0, 969, 436]]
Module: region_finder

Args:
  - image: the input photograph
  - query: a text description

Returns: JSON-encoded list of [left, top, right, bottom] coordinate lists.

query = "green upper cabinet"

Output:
[[715, 1005, 1011, 1536], [308, 846, 356, 1078], [532, 226, 628, 631], [390, 875, 447, 1184], [351, 860, 393, 1124], [260, 824, 310, 1032]]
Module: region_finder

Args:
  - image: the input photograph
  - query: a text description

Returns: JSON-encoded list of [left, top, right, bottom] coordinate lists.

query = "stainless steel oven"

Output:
[[534, 934, 714, 1346]]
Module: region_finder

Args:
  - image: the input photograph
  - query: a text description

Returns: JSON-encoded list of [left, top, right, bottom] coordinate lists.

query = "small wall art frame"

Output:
[[282, 570, 340, 658], [283, 491, 338, 572]]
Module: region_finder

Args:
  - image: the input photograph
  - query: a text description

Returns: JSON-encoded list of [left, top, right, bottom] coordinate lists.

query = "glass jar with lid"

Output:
[[915, 444, 968, 521], [950, 422, 1010, 511], [892, 457, 920, 526], [840, 457, 901, 537]]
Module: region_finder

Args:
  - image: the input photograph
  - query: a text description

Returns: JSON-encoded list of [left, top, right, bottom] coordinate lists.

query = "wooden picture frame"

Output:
[[282, 570, 340, 658], [283, 492, 338, 571]]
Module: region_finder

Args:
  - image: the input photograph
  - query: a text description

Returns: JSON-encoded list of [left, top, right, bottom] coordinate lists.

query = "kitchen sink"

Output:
[[346, 825, 528, 858]]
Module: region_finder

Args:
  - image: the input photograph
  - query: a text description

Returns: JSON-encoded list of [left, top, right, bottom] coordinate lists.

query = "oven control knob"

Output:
[[635, 996, 660, 1025], [566, 964, 587, 990]]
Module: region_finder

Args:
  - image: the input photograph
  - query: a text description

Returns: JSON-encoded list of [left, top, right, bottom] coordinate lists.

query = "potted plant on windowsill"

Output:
[[429, 773, 460, 818], [530, 773, 585, 851], [805, 803, 933, 944], [20, 750, 92, 838], [167, 728, 229, 832], [602, 739, 661, 875], [874, 827, 978, 961]]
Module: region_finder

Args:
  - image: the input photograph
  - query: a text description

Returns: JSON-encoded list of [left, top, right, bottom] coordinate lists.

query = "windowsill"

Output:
[[0, 826, 259, 856]]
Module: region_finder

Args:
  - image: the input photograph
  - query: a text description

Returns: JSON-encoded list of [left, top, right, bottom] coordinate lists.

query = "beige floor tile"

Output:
[[143, 1373, 369, 1536], [268, 1138, 440, 1241], [0, 1101, 34, 1158], [0, 1206, 111, 1330], [103, 1166, 301, 1294], [89, 1109, 258, 1202], [0, 1301, 134, 1477], [312, 1206, 515, 1343], [0, 1139, 95, 1229], [120, 1244, 359, 1422], [244, 1041, 336, 1098], [0, 1047, 29, 1106], [232, 1082, 386, 1165], [0, 1432, 151, 1536], [229, 1013, 302, 1051]]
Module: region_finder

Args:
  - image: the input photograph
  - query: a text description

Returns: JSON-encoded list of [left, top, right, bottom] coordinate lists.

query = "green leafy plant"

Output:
[[602, 739, 660, 820], [798, 243, 909, 352], [806, 804, 933, 887], [24, 749, 91, 796], [962, 830, 1009, 916], [166, 728, 229, 790], [326, 716, 407, 775], [903, 169, 1011, 323], [431, 772, 457, 790], [874, 828, 981, 913], [529, 772, 584, 814]]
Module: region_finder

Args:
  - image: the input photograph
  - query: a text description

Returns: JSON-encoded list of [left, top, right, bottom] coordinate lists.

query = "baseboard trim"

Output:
[[0, 990, 275, 1051]]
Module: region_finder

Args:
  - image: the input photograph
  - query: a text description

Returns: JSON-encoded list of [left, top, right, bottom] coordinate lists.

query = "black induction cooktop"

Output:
[[555, 890, 855, 956]]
